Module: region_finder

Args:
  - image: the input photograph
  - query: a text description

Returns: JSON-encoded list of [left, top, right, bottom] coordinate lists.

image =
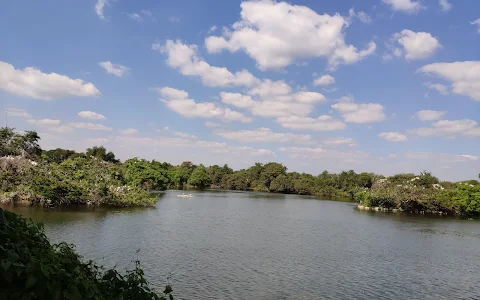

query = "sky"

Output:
[[0, 0, 479, 181]]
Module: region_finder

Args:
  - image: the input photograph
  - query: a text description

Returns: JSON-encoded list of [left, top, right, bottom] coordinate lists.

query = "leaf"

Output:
[[26, 275, 37, 288], [1, 260, 11, 271], [64, 286, 81, 300]]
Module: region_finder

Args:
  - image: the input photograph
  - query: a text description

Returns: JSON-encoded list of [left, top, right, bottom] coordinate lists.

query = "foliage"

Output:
[[124, 158, 169, 190], [188, 165, 212, 188], [0, 127, 41, 158], [86, 146, 119, 163], [0, 209, 173, 299], [1, 127, 479, 215]]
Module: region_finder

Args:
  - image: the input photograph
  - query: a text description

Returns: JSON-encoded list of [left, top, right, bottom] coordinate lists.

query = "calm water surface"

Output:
[[6, 190, 480, 299]]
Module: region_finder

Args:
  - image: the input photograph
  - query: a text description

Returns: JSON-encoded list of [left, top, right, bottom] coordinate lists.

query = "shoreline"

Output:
[[357, 204, 450, 215]]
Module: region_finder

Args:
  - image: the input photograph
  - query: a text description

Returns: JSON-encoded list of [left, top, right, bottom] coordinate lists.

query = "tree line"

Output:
[[1, 127, 479, 215]]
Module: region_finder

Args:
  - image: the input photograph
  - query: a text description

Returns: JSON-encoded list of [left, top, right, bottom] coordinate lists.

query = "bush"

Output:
[[0, 209, 173, 299]]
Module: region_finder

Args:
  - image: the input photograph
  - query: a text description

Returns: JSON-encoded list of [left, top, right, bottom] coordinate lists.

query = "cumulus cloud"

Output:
[[78, 111, 106, 120], [348, 8, 372, 24], [0, 61, 100, 100], [68, 122, 112, 131], [95, 0, 110, 20], [27, 119, 61, 126], [408, 119, 480, 138], [220, 80, 327, 118], [205, 121, 221, 127], [6, 108, 31, 118], [418, 61, 480, 101], [322, 137, 355, 146], [276, 115, 346, 131], [99, 61, 130, 77], [313, 75, 335, 86], [423, 82, 449, 95], [204, 0, 376, 70], [472, 18, 480, 34], [280, 146, 369, 164], [153, 40, 259, 87], [119, 128, 138, 135], [439, 0, 452, 12], [379, 132, 408, 142], [406, 152, 479, 163], [214, 127, 312, 144], [172, 131, 198, 139], [386, 30, 441, 61], [382, 0, 424, 14], [415, 110, 447, 121], [331, 97, 386, 123], [158, 87, 252, 123]]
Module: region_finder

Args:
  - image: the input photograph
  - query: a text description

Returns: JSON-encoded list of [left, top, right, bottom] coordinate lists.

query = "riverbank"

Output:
[[2, 127, 479, 212]]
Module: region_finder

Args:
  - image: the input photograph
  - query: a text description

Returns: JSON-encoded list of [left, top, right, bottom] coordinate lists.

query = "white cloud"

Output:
[[204, 0, 376, 70], [48, 126, 74, 134], [322, 137, 355, 146], [154, 86, 189, 99], [27, 119, 61, 126], [127, 13, 143, 22], [95, 0, 110, 20], [99, 61, 130, 77], [439, 0, 452, 12], [408, 119, 480, 138], [415, 110, 447, 121], [220, 92, 256, 109], [154, 40, 259, 87], [348, 8, 372, 24], [418, 61, 480, 101], [387, 30, 441, 61], [357, 11, 373, 24], [472, 18, 480, 34], [6, 108, 31, 118], [68, 122, 112, 131], [280, 146, 369, 163], [78, 111, 106, 120], [208, 26, 217, 33], [313, 75, 335, 86], [172, 131, 198, 139], [86, 138, 110, 144], [214, 127, 312, 144], [205, 121, 221, 127], [220, 80, 327, 118], [276, 115, 346, 131], [331, 97, 386, 123], [119, 128, 138, 135], [169, 16, 180, 23], [423, 82, 449, 95], [382, 0, 424, 14], [379, 132, 408, 142], [159, 87, 252, 123], [0, 61, 100, 100], [406, 152, 479, 163]]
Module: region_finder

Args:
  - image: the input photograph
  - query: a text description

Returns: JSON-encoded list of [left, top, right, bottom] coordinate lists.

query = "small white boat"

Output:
[[176, 193, 194, 198]]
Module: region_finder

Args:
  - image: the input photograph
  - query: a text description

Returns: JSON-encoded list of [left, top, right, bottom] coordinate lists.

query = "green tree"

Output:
[[86, 146, 119, 163], [269, 174, 293, 193], [188, 165, 212, 188]]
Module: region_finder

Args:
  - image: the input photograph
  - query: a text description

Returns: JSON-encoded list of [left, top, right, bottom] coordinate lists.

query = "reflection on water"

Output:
[[5, 190, 480, 300]]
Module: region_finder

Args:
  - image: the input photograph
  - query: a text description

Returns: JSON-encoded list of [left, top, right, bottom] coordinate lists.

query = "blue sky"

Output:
[[1, 0, 479, 181]]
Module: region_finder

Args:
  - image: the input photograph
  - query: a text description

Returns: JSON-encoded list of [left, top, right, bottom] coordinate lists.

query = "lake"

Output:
[[5, 190, 480, 299]]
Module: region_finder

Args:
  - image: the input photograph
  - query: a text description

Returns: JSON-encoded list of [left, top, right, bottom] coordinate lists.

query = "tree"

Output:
[[86, 146, 119, 163], [269, 174, 293, 193], [123, 158, 169, 190], [0, 127, 41, 158], [188, 165, 211, 188]]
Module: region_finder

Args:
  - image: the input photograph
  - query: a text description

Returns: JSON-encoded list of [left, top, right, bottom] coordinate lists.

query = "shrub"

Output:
[[0, 209, 173, 299]]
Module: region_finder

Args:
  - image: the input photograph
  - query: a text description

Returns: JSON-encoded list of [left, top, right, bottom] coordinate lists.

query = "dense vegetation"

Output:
[[1, 127, 479, 215], [0, 208, 173, 299]]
